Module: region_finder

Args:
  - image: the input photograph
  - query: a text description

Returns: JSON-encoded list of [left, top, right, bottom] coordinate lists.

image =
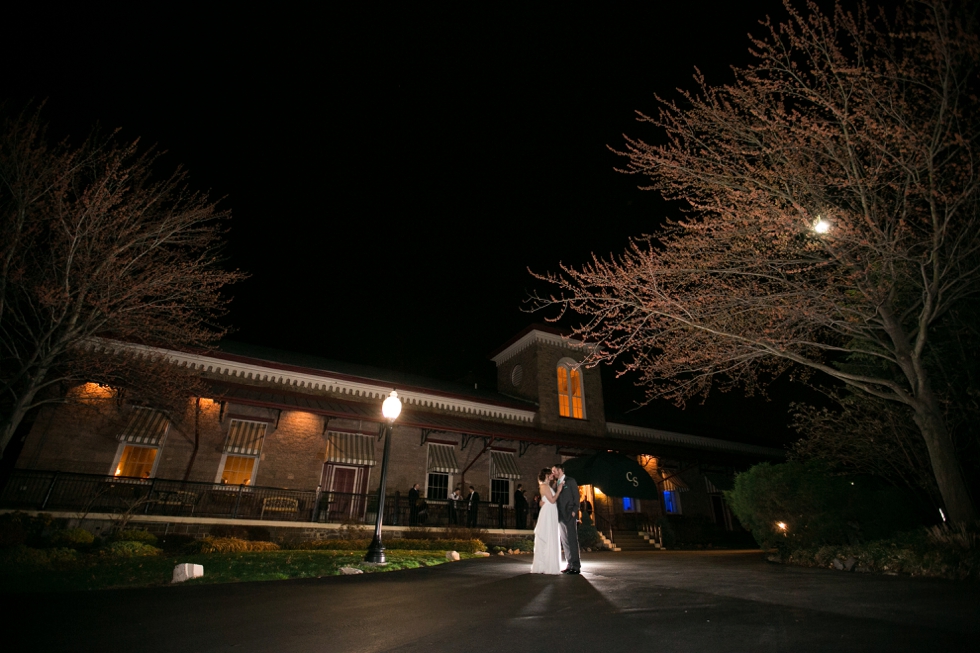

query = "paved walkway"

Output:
[[8, 551, 979, 652]]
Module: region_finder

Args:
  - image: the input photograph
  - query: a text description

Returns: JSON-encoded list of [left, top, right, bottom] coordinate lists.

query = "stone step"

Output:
[[611, 531, 661, 550]]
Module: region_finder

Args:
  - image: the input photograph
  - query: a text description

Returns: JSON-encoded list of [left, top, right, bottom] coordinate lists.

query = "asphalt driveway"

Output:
[[7, 550, 979, 652]]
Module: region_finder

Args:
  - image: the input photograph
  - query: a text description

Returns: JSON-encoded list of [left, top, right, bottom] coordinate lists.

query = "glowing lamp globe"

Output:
[[813, 219, 830, 234], [382, 390, 402, 421]]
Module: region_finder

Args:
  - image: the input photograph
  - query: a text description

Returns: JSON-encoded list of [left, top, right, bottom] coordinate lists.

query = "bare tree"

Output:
[[791, 390, 940, 500], [533, 1, 980, 522], [0, 107, 245, 458]]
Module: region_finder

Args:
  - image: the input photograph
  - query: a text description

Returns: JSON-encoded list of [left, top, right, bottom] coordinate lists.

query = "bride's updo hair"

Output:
[[538, 468, 552, 483]]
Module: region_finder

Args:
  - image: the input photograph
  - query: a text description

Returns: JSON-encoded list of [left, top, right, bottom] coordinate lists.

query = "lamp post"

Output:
[[365, 390, 402, 563]]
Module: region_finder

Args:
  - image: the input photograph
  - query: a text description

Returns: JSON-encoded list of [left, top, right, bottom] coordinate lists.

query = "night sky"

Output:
[[2, 2, 827, 447]]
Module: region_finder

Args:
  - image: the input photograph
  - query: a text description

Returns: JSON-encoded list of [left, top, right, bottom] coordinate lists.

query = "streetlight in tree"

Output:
[[365, 390, 402, 563]]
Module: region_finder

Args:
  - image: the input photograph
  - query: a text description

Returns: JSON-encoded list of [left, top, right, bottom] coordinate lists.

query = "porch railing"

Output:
[[0, 469, 531, 530]]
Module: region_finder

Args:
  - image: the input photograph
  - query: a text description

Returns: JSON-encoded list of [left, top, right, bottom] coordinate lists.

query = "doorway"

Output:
[[322, 464, 367, 521]]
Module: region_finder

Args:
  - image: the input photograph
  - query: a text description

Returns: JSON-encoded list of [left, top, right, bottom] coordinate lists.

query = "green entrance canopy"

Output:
[[563, 452, 660, 499]]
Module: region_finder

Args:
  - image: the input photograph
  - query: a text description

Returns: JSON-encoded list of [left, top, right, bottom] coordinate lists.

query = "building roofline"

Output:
[[85, 338, 538, 423], [607, 422, 785, 458], [489, 325, 592, 366]]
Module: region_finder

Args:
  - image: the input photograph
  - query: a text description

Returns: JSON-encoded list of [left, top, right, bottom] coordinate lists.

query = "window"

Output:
[[426, 443, 458, 499], [221, 455, 256, 485], [491, 478, 510, 506], [115, 445, 158, 478], [489, 450, 520, 508], [663, 490, 682, 514], [622, 497, 641, 513], [111, 406, 170, 478], [216, 419, 267, 486], [557, 358, 585, 419], [427, 473, 449, 500]]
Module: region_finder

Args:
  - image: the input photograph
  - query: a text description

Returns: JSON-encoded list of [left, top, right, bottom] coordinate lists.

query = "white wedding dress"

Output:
[[531, 483, 561, 575]]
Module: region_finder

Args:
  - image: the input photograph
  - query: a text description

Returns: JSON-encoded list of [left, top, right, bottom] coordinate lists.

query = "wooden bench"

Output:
[[153, 490, 198, 515], [260, 496, 299, 520]]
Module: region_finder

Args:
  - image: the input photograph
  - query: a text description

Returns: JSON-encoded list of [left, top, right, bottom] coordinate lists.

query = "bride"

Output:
[[530, 467, 563, 574]]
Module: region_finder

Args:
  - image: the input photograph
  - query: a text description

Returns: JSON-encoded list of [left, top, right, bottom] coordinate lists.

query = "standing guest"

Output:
[[514, 483, 529, 529], [408, 483, 421, 526], [467, 484, 480, 528], [580, 495, 593, 523], [448, 486, 461, 525], [530, 493, 541, 526]]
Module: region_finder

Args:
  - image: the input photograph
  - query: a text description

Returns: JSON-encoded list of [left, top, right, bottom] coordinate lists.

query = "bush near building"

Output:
[[725, 461, 927, 551], [775, 524, 980, 581]]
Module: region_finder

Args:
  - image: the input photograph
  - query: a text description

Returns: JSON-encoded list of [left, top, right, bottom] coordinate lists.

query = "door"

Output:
[[330, 466, 357, 520]]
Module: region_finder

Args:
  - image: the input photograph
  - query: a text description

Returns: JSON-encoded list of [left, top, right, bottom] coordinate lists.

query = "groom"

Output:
[[552, 463, 581, 574]]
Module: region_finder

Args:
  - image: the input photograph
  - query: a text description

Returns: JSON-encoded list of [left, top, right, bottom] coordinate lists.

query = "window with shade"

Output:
[[217, 419, 268, 486], [556, 359, 585, 419], [116, 445, 158, 478], [112, 407, 170, 478]]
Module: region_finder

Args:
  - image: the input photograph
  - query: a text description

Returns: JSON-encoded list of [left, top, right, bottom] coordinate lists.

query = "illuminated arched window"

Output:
[[557, 358, 585, 419]]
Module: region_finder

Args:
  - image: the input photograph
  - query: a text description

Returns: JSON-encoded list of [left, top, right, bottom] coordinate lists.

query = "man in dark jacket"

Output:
[[552, 464, 581, 574], [467, 485, 480, 527], [408, 483, 420, 526], [514, 483, 528, 529]]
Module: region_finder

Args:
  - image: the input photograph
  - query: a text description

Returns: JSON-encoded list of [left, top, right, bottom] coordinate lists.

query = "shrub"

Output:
[[52, 528, 95, 549], [193, 537, 280, 554], [99, 541, 162, 558], [656, 517, 676, 547], [511, 539, 534, 552], [0, 545, 78, 567], [926, 523, 980, 551], [0, 515, 27, 549], [157, 534, 197, 552], [776, 526, 980, 580], [577, 524, 601, 550], [725, 461, 925, 551], [111, 529, 158, 546], [291, 538, 486, 553], [0, 512, 55, 548]]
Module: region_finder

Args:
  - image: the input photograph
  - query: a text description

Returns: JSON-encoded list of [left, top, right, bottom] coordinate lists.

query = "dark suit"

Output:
[[447, 493, 459, 525], [408, 487, 420, 526], [514, 489, 528, 529], [556, 474, 581, 571], [467, 490, 480, 527]]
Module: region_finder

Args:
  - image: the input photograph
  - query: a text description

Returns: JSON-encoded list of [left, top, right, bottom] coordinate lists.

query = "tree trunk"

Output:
[[183, 397, 201, 481], [912, 398, 977, 524], [0, 389, 35, 458]]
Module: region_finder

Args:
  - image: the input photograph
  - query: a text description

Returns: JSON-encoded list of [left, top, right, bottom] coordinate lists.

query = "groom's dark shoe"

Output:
[[568, 568, 581, 575], [561, 568, 571, 574]]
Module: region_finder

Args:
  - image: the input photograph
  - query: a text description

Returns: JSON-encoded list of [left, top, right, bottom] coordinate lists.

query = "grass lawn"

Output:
[[0, 549, 478, 593]]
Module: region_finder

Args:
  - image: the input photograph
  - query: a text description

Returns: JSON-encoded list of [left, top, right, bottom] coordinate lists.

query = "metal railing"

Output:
[[0, 469, 532, 529]]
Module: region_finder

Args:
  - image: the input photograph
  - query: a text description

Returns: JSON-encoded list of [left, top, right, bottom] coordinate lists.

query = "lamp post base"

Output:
[[364, 538, 386, 564]]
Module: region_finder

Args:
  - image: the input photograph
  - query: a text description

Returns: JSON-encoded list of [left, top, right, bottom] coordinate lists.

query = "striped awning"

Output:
[[427, 444, 459, 474], [224, 419, 268, 456], [660, 470, 690, 492], [704, 473, 733, 494], [325, 432, 376, 466], [118, 407, 169, 445], [490, 451, 521, 480]]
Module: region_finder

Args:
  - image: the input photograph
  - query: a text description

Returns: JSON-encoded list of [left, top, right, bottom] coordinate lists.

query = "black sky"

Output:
[[2, 1, 832, 446]]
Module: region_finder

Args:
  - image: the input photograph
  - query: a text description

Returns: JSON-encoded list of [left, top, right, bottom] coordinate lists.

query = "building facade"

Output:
[[6, 326, 781, 538]]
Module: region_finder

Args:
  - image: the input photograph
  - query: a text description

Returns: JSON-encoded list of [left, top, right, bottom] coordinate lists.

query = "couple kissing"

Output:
[[530, 463, 581, 575]]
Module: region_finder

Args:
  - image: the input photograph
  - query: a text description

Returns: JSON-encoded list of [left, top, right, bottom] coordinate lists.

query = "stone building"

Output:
[[6, 326, 781, 542]]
